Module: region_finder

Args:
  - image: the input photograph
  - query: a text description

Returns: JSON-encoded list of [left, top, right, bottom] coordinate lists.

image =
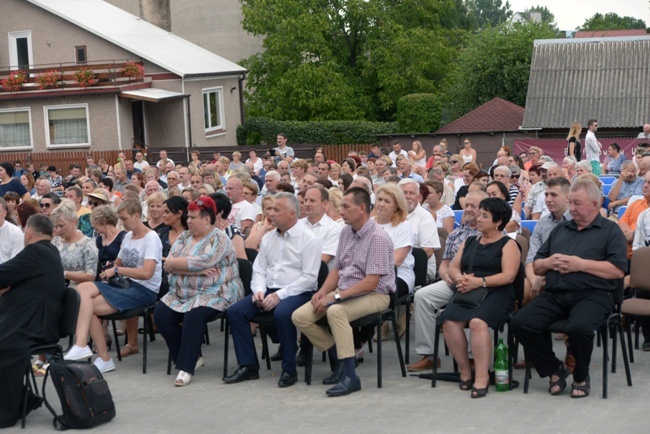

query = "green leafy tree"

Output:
[[578, 13, 647, 31], [240, 0, 471, 122], [466, 0, 512, 29], [442, 21, 558, 120]]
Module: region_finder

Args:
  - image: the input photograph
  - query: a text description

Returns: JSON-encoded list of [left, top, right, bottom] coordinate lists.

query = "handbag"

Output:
[[108, 274, 130, 289], [450, 236, 489, 308]]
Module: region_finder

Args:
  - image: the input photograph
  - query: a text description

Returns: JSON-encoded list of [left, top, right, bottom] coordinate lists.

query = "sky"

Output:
[[507, 0, 650, 30]]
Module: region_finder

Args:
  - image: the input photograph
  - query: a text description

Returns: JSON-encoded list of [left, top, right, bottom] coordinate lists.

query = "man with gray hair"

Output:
[[0, 197, 23, 263], [608, 160, 644, 216], [407, 190, 488, 372], [32, 177, 51, 201], [513, 180, 627, 398], [428, 167, 455, 206], [257, 170, 281, 204], [224, 192, 321, 388], [493, 165, 518, 205]]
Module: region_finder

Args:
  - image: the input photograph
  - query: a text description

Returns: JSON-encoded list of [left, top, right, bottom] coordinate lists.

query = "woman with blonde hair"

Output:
[[448, 155, 464, 183], [329, 163, 342, 187], [245, 195, 276, 250], [408, 140, 427, 175], [567, 122, 582, 161], [145, 192, 167, 230], [326, 187, 343, 223]]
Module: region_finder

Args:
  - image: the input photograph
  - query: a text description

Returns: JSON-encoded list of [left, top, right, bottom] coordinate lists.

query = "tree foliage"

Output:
[[578, 13, 647, 31], [466, 0, 512, 29], [240, 0, 471, 122], [442, 22, 559, 120], [396, 94, 442, 133]]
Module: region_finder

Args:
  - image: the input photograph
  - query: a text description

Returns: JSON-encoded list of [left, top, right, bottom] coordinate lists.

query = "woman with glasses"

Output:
[[154, 196, 244, 386], [448, 156, 464, 183], [459, 139, 477, 164], [78, 189, 109, 237]]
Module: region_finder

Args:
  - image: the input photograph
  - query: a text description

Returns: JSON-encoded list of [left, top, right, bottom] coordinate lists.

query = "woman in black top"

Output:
[[567, 122, 582, 161]]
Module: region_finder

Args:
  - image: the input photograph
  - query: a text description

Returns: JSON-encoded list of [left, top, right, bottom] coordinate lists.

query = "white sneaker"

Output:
[[93, 357, 116, 374], [64, 345, 93, 361], [195, 356, 205, 370]]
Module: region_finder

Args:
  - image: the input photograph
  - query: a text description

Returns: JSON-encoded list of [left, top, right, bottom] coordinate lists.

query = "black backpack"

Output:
[[42, 360, 116, 430]]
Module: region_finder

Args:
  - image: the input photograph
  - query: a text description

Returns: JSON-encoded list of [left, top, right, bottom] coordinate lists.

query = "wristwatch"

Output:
[[114, 267, 119, 275], [334, 291, 342, 302], [482, 277, 487, 288]]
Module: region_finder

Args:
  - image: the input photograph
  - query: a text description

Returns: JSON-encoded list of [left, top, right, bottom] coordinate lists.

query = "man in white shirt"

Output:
[[399, 178, 441, 280], [389, 141, 408, 167], [585, 119, 602, 175], [638, 124, 650, 139], [156, 150, 174, 171], [224, 193, 321, 388], [225, 177, 257, 236], [0, 198, 23, 263], [177, 167, 191, 192], [133, 151, 150, 171], [32, 178, 51, 201], [302, 186, 343, 265]]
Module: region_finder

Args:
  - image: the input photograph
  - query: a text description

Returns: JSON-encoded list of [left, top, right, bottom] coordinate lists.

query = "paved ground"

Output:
[[11, 321, 649, 433]]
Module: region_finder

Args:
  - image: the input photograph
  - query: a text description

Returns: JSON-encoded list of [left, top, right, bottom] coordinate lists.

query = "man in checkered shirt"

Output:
[[293, 187, 395, 397]]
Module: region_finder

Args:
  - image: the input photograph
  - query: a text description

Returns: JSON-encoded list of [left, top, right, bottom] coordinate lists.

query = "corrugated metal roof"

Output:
[[522, 36, 650, 129], [435, 97, 524, 134], [28, 0, 247, 78]]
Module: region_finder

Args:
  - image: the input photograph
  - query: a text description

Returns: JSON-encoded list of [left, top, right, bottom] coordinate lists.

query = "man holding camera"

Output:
[[223, 193, 321, 388]]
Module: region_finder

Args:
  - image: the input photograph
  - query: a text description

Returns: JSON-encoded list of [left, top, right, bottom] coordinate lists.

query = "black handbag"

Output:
[[450, 236, 489, 308]]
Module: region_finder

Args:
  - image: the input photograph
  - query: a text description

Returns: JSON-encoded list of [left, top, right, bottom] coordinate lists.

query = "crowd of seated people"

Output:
[[0, 130, 648, 413]]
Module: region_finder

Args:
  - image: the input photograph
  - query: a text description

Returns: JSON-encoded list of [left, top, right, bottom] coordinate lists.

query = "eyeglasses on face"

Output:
[[88, 200, 103, 207], [39, 203, 52, 208]]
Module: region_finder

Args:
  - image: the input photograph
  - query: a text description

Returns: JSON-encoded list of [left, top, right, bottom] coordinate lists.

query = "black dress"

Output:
[[438, 236, 515, 329], [567, 137, 581, 161], [95, 230, 126, 279], [0, 240, 66, 428]]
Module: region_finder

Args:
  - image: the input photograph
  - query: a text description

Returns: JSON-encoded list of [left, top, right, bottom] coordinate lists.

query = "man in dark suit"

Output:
[[0, 214, 67, 428]]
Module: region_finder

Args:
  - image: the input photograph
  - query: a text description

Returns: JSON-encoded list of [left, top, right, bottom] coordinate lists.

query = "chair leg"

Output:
[[391, 314, 406, 378], [611, 324, 618, 374], [625, 319, 635, 363], [432, 323, 440, 388], [507, 322, 515, 390], [259, 328, 271, 370], [304, 339, 313, 385], [634, 320, 640, 349], [377, 321, 383, 388], [368, 337, 373, 353], [142, 313, 148, 374], [523, 360, 530, 394], [111, 320, 122, 362], [617, 322, 633, 387], [223, 319, 230, 379], [167, 351, 172, 375], [204, 324, 211, 346], [405, 302, 411, 364], [602, 324, 608, 399]]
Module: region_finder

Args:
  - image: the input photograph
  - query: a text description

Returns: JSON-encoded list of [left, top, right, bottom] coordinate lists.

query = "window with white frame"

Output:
[[9, 30, 33, 70], [203, 87, 224, 132], [44, 105, 90, 147], [0, 108, 32, 149]]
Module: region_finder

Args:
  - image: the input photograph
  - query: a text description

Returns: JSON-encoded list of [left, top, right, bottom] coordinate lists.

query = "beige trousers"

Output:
[[292, 291, 390, 360]]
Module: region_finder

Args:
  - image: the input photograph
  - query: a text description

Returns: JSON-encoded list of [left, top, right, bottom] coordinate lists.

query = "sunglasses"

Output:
[[451, 160, 460, 164], [511, 174, 520, 179], [39, 203, 52, 208], [88, 200, 103, 207]]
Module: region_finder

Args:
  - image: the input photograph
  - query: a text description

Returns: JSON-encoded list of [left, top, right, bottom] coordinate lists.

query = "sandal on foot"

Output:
[[459, 378, 473, 391], [33, 365, 48, 377], [120, 344, 139, 358], [570, 377, 590, 399], [175, 370, 192, 387], [31, 360, 45, 372], [548, 363, 568, 396], [471, 385, 489, 398]]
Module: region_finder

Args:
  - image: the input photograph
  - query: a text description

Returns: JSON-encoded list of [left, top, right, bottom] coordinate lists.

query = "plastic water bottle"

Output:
[[494, 338, 509, 392]]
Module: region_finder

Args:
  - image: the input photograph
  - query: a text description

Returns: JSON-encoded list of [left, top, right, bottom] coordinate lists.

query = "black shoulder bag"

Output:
[[450, 236, 490, 308]]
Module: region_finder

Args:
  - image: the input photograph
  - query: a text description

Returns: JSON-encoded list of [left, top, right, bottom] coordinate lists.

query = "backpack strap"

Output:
[[41, 364, 70, 431]]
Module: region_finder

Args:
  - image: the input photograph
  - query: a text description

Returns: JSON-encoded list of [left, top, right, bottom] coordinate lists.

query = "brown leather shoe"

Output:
[[407, 356, 441, 372]]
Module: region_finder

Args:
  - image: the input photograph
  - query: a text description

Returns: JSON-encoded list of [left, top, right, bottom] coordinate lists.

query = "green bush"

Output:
[[237, 117, 398, 146], [396, 93, 442, 133]]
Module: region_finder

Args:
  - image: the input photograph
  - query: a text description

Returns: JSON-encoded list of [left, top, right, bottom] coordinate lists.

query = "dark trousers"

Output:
[[227, 289, 312, 373], [512, 290, 614, 383], [154, 303, 220, 374], [0, 355, 29, 428]]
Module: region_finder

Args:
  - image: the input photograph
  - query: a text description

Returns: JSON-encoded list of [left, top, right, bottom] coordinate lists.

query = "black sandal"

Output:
[[459, 378, 473, 391], [548, 363, 568, 396], [570, 376, 590, 398], [471, 385, 489, 398]]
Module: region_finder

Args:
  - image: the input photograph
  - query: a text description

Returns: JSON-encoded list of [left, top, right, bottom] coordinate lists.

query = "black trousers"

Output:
[[0, 355, 29, 428], [512, 290, 614, 383], [154, 303, 220, 374]]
